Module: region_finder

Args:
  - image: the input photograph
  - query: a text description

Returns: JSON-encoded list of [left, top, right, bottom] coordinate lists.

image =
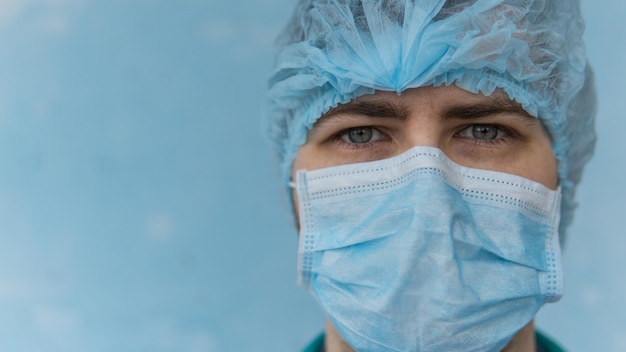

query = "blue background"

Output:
[[0, 1, 622, 351]]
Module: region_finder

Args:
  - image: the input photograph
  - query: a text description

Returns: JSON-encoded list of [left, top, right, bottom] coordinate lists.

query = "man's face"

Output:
[[292, 85, 558, 211], [290, 84, 560, 351]]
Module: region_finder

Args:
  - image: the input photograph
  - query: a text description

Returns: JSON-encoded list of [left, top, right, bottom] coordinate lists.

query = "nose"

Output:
[[395, 113, 444, 155]]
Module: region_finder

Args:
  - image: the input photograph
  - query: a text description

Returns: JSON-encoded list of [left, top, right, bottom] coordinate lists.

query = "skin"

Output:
[[291, 84, 558, 352], [324, 320, 537, 352]]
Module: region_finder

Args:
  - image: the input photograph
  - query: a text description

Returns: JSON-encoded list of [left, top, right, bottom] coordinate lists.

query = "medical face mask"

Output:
[[293, 146, 563, 352]]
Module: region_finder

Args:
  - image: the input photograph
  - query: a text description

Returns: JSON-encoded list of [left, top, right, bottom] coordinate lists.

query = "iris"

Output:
[[472, 125, 498, 140], [347, 127, 373, 143]]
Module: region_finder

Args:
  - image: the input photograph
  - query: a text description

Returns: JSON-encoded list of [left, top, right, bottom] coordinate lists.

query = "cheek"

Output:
[[525, 127, 559, 190], [291, 150, 306, 178], [290, 150, 308, 226], [520, 139, 558, 189], [446, 128, 558, 190], [290, 182, 300, 226], [505, 145, 559, 190], [290, 151, 306, 213], [290, 143, 340, 227], [535, 152, 559, 190], [291, 143, 343, 180]]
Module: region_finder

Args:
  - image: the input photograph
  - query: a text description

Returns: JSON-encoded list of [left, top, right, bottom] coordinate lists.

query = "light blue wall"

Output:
[[535, 2, 626, 351], [0, 1, 621, 351]]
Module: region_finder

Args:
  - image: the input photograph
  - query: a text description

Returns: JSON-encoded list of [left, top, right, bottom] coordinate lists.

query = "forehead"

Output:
[[315, 85, 535, 126], [345, 86, 526, 112]]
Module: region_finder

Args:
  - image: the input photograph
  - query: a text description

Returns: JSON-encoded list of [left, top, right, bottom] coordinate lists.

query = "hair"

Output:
[[267, 0, 596, 240]]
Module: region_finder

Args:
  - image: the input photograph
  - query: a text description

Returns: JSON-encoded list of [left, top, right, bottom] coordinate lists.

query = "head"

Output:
[[267, 0, 596, 350], [291, 84, 559, 197], [268, 0, 596, 240]]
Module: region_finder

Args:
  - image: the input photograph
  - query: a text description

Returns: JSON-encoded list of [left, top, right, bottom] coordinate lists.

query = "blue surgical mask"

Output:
[[293, 146, 563, 352]]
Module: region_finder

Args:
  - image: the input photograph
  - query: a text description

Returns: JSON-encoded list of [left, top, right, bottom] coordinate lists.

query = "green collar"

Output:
[[536, 330, 566, 352], [302, 333, 324, 352], [302, 330, 565, 352]]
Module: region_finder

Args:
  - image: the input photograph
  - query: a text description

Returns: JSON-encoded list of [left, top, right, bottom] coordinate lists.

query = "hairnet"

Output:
[[266, 0, 596, 240]]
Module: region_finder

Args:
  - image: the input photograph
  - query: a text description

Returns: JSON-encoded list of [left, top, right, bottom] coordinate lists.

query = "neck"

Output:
[[503, 321, 536, 352], [324, 320, 536, 352], [324, 320, 354, 352]]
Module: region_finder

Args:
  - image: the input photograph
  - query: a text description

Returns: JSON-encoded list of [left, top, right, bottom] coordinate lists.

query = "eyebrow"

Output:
[[441, 97, 534, 121], [317, 100, 409, 124], [313, 94, 535, 129]]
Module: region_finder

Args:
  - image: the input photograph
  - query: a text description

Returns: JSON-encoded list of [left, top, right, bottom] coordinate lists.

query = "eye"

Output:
[[341, 127, 385, 144], [458, 124, 502, 141]]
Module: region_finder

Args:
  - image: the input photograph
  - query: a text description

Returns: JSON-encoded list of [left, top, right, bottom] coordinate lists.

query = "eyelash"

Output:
[[455, 124, 513, 147], [332, 126, 389, 150], [331, 124, 516, 149]]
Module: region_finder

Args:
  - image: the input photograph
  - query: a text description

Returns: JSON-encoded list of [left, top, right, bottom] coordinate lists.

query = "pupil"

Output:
[[472, 125, 498, 140], [348, 127, 373, 143]]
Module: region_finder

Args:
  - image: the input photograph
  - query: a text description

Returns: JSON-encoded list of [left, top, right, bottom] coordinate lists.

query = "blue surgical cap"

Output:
[[266, 0, 597, 240]]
